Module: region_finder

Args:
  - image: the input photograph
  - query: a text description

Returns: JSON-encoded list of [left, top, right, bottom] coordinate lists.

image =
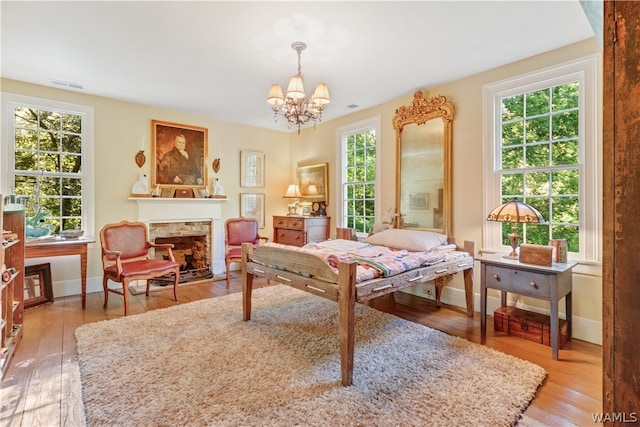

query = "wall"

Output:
[[1, 79, 290, 296], [294, 38, 603, 344]]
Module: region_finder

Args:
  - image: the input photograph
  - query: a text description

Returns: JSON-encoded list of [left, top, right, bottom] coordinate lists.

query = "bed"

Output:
[[241, 229, 475, 386]]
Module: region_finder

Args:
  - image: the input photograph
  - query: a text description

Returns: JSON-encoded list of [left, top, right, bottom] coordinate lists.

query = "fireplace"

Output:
[[131, 197, 226, 276], [150, 221, 213, 284]]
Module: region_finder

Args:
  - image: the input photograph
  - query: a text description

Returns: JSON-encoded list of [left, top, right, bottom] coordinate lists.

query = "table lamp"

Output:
[[283, 184, 302, 215], [486, 198, 544, 259]]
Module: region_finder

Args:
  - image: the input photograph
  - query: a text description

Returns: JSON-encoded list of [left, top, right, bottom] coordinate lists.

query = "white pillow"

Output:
[[364, 229, 448, 252]]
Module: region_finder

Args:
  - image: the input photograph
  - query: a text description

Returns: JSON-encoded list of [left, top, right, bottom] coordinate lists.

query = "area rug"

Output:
[[75, 285, 546, 426]]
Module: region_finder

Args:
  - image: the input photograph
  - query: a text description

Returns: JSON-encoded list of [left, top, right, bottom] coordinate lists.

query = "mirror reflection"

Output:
[[394, 92, 454, 235]]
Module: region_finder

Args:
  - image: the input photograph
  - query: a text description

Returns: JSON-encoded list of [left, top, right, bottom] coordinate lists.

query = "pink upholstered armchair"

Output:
[[100, 220, 180, 316], [224, 217, 268, 288]]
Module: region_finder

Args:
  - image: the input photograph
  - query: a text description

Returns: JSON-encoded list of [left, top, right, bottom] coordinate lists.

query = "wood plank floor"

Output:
[[0, 277, 602, 426]]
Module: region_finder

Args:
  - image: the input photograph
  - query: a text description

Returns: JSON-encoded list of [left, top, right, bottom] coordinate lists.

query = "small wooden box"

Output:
[[519, 244, 553, 266], [494, 306, 568, 348]]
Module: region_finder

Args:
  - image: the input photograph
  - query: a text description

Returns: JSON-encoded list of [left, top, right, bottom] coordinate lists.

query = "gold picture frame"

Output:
[[296, 162, 329, 205], [151, 120, 208, 189]]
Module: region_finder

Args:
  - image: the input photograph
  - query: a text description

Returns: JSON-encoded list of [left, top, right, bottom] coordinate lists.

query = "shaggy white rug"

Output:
[[75, 285, 546, 426]]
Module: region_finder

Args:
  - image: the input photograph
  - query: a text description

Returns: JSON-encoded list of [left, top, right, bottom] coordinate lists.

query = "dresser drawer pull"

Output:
[[493, 274, 500, 281], [435, 268, 448, 274], [372, 284, 393, 292], [457, 263, 471, 268], [276, 275, 292, 283], [306, 284, 326, 293], [253, 268, 265, 274], [408, 275, 424, 282], [529, 281, 538, 288]]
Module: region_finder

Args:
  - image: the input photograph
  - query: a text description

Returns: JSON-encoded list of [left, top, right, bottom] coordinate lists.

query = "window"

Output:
[[483, 55, 600, 262], [3, 94, 94, 235], [337, 117, 381, 237]]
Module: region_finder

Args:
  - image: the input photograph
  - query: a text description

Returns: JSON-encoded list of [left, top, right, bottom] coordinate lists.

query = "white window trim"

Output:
[[482, 55, 601, 263], [336, 116, 381, 238], [1, 92, 95, 237]]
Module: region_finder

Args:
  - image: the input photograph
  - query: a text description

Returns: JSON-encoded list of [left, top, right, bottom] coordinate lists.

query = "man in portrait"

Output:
[[157, 134, 202, 185]]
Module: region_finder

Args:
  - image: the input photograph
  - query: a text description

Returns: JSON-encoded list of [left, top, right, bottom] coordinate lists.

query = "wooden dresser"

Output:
[[273, 215, 330, 247]]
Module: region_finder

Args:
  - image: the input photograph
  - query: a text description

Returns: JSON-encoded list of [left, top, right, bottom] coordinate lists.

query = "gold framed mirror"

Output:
[[393, 91, 454, 235]]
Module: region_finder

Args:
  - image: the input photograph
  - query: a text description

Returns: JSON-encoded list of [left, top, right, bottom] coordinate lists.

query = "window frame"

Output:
[[336, 116, 381, 239], [482, 55, 600, 263], [2, 93, 95, 237]]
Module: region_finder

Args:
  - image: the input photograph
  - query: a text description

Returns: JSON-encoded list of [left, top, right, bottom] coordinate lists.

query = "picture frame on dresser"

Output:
[[296, 162, 329, 205], [240, 151, 265, 187], [24, 263, 53, 308], [151, 120, 208, 190], [240, 193, 265, 228]]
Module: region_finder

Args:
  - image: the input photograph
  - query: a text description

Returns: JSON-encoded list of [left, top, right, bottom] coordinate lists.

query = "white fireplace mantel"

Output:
[[130, 197, 227, 274]]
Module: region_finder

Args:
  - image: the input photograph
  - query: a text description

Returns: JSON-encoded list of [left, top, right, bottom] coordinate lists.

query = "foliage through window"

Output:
[[499, 82, 580, 252], [484, 55, 600, 263], [341, 122, 378, 235], [12, 106, 84, 233]]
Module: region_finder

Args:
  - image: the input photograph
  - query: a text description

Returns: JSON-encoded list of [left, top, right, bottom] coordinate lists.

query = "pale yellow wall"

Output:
[[294, 38, 603, 343], [1, 78, 291, 290]]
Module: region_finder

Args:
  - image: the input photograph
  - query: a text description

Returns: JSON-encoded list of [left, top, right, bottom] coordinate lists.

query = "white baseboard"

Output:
[[398, 284, 602, 345]]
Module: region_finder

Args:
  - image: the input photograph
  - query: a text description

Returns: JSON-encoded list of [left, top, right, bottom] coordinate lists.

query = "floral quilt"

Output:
[[261, 240, 469, 283]]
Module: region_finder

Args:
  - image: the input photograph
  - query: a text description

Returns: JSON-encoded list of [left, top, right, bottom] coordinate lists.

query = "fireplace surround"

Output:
[[131, 197, 226, 276]]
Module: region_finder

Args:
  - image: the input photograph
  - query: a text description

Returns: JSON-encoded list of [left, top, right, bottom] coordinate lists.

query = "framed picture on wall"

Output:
[[296, 162, 329, 205], [410, 192, 429, 210], [151, 120, 208, 189], [240, 193, 265, 228], [240, 151, 265, 187]]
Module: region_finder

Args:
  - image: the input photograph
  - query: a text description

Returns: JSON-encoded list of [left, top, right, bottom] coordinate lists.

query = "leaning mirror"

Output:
[[393, 91, 454, 235]]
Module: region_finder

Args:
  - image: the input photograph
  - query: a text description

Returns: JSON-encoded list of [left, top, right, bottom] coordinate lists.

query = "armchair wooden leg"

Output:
[[123, 279, 130, 316], [145, 279, 151, 297], [226, 260, 231, 289], [102, 276, 109, 308], [172, 270, 179, 301]]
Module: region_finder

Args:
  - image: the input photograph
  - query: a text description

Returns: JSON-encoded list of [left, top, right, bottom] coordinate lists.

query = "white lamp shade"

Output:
[[283, 184, 302, 198], [306, 184, 319, 195], [311, 83, 330, 104], [267, 84, 285, 106], [286, 75, 306, 99]]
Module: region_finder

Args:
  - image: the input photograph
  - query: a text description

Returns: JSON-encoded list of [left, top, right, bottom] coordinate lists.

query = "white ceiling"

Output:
[[1, 1, 596, 133]]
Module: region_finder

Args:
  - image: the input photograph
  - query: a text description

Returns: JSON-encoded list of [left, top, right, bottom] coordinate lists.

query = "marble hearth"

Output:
[[131, 197, 226, 275]]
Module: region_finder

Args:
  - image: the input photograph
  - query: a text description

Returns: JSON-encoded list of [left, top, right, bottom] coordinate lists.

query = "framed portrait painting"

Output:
[[152, 120, 208, 189], [296, 162, 329, 205], [240, 150, 265, 187], [240, 193, 265, 228]]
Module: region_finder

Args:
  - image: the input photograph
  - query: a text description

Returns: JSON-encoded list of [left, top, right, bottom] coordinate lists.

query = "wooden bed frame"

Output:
[[241, 240, 475, 386]]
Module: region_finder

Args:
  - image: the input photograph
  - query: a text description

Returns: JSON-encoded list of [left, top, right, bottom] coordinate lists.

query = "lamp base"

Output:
[[503, 251, 519, 260]]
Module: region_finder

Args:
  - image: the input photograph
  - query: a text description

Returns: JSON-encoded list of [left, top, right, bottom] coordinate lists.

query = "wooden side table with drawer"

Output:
[[273, 215, 330, 247], [478, 253, 577, 360]]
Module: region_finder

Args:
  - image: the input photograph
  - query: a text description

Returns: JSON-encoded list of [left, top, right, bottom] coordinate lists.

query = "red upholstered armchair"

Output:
[[100, 220, 180, 316], [225, 217, 268, 288]]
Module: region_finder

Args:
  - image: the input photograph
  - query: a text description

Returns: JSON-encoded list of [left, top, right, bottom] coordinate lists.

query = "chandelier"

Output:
[[267, 41, 330, 134]]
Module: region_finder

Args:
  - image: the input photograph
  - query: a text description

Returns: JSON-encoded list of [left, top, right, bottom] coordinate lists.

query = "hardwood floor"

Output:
[[1, 277, 602, 426]]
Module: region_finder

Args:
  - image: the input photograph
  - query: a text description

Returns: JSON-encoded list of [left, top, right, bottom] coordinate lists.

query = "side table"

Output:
[[25, 237, 95, 308], [478, 253, 577, 360]]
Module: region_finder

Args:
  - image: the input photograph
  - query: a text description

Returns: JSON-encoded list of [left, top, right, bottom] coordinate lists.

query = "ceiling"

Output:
[[1, 1, 596, 133]]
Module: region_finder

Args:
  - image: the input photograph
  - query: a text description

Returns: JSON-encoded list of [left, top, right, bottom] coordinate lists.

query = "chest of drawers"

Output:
[[273, 215, 330, 247]]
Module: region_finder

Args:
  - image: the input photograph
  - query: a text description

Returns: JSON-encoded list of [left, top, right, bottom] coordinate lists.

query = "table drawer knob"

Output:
[[493, 274, 500, 281], [530, 281, 538, 288]]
